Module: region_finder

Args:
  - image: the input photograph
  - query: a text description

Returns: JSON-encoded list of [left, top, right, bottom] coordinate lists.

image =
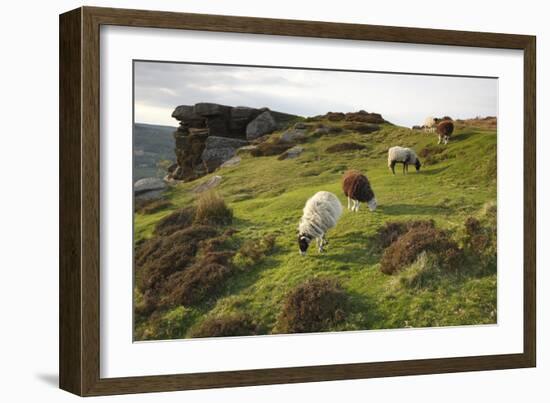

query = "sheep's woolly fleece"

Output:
[[387, 146, 420, 166], [299, 191, 343, 239], [424, 116, 436, 128]]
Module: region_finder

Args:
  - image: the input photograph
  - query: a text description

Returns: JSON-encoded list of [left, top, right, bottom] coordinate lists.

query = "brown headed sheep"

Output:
[[437, 120, 454, 145], [342, 170, 377, 212]]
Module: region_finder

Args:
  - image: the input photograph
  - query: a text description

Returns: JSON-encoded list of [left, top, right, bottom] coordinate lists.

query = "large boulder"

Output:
[[134, 177, 166, 194], [230, 107, 262, 135], [201, 136, 248, 171], [134, 177, 167, 200], [246, 111, 278, 140]]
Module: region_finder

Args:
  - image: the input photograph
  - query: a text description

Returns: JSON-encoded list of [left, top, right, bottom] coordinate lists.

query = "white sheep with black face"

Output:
[[298, 191, 343, 255], [388, 146, 422, 175]]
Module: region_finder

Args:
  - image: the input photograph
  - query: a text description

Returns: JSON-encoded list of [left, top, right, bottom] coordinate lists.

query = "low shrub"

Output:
[[342, 123, 380, 134], [135, 198, 172, 215], [398, 252, 441, 290], [190, 314, 259, 338], [328, 126, 344, 134], [344, 110, 386, 124], [135, 225, 219, 292], [326, 142, 366, 153], [154, 206, 195, 236], [380, 225, 463, 275], [462, 213, 497, 273], [160, 250, 235, 307], [194, 192, 233, 226], [250, 140, 295, 157], [326, 112, 345, 121], [374, 220, 435, 249], [276, 278, 348, 333], [136, 306, 196, 340], [234, 234, 277, 267]]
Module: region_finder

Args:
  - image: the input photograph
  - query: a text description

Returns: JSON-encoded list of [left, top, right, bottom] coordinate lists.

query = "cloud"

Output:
[[134, 61, 497, 128]]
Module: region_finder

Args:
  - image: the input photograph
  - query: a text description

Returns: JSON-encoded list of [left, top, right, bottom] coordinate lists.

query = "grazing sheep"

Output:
[[342, 170, 377, 212], [437, 120, 454, 145], [423, 116, 437, 133], [298, 191, 343, 255], [387, 146, 421, 175]]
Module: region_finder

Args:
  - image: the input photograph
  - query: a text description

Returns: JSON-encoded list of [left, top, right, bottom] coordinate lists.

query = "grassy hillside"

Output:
[[134, 120, 497, 340], [133, 123, 176, 181]]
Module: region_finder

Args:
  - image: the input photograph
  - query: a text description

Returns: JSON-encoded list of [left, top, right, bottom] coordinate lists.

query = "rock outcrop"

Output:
[[167, 103, 298, 181]]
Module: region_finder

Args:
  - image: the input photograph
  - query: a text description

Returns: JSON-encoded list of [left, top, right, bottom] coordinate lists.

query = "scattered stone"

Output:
[[220, 156, 241, 168], [236, 145, 259, 155], [280, 129, 306, 143], [294, 122, 308, 129], [192, 175, 222, 193], [313, 127, 330, 136], [250, 134, 272, 144], [279, 145, 304, 160]]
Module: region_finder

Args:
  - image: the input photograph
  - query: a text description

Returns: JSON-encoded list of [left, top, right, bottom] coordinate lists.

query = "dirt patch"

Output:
[[190, 314, 259, 338], [276, 278, 348, 333], [326, 142, 366, 153]]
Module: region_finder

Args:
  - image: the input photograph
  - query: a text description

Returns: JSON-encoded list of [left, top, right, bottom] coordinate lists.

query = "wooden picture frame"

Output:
[[59, 6, 536, 396]]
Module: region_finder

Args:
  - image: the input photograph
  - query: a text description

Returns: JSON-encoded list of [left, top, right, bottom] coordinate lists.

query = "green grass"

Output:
[[134, 121, 497, 339]]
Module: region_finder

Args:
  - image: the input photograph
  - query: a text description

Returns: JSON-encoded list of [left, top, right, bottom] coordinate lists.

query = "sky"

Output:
[[134, 61, 497, 128]]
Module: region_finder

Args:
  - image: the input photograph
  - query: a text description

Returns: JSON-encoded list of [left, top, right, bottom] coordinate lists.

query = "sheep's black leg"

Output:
[[390, 161, 396, 174]]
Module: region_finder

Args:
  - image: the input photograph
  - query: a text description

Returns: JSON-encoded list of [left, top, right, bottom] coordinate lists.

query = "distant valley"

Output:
[[133, 123, 176, 181]]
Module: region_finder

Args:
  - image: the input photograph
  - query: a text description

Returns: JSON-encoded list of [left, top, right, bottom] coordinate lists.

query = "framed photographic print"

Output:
[[59, 6, 536, 396]]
